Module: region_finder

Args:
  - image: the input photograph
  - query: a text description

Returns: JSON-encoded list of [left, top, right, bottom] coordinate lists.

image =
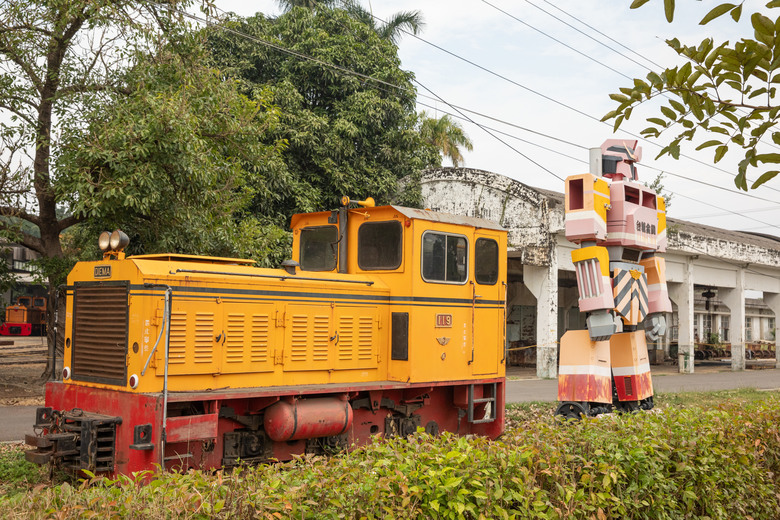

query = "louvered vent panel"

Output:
[[194, 313, 214, 363], [71, 283, 128, 385], [358, 316, 373, 360], [168, 312, 187, 364], [250, 314, 269, 362], [312, 315, 329, 362], [225, 313, 245, 363], [290, 314, 308, 362], [338, 315, 354, 361]]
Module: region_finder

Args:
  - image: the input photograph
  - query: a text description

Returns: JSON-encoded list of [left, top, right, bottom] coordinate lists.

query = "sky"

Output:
[[211, 0, 780, 236]]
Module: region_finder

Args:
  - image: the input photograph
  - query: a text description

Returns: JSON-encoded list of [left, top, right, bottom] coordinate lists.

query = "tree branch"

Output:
[[0, 102, 36, 126], [0, 205, 41, 227], [57, 214, 84, 232], [0, 219, 43, 254], [57, 82, 131, 97], [0, 24, 53, 37], [0, 42, 44, 93]]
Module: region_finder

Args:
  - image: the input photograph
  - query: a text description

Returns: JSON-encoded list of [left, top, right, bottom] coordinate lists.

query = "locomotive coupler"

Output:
[[25, 407, 122, 474]]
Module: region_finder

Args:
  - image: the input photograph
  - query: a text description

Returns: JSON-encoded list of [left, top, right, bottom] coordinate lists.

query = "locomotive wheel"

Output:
[[615, 400, 640, 413], [555, 401, 589, 420], [639, 396, 654, 410]]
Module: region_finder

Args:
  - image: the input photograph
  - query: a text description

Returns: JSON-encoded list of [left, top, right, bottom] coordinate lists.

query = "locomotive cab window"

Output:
[[422, 231, 468, 284], [358, 220, 402, 270], [475, 238, 499, 285], [299, 225, 338, 271]]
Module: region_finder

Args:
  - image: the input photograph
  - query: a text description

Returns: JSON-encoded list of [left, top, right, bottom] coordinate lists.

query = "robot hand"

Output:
[[586, 310, 619, 342], [645, 313, 667, 342]]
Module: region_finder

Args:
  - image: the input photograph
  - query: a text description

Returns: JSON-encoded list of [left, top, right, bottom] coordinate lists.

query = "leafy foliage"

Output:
[[205, 7, 439, 215], [3, 392, 779, 519], [607, 1, 780, 190], [0, 0, 243, 375], [56, 38, 290, 266]]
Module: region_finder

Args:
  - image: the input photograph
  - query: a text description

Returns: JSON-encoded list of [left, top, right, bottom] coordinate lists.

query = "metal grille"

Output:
[[59, 413, 120, 474], [624, 377, 634, 396], [72, 282, 128, 385]]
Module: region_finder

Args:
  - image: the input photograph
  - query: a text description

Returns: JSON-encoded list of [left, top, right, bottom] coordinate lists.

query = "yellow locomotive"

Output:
[[26, 198, 507, 475], [0, 295, 47, 336]]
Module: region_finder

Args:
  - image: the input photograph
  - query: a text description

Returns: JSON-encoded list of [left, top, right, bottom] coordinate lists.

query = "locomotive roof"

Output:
[[291, 205, 505, 232], [129, 253, 256, 265], [390, 206, 505, 231]]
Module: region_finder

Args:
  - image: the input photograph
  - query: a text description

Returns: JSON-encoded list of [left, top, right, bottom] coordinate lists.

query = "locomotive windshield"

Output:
[[422, 232, 467, 283], [299, 226, 338, 271], [358, 221, 402, 270]]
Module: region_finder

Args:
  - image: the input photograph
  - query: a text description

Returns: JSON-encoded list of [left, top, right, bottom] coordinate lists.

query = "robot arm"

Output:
[[572, 246, 617, 341], [639, 255, 672, 341]]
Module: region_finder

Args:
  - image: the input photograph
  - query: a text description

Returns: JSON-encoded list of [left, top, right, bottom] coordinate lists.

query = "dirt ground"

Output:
[[0, 336, 47, 406]]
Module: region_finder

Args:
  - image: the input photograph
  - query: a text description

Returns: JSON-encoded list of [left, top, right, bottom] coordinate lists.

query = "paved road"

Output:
[[506, 368, 780, 402], [3, 369, 779, 442], [1, 405, 37, 443]]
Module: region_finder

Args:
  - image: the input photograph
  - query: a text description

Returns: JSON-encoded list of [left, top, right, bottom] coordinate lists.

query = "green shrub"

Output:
[[1, 394, 778, 519]]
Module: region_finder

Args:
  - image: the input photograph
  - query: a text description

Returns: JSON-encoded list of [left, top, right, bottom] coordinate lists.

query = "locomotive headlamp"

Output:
[[62, 366, 71, 380], [109, 230, 130, 251], [129, 374, 139, 389], [98, 231, 111, 251]]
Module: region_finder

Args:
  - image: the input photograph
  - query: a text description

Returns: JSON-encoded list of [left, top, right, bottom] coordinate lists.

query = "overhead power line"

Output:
[[155, 1, 780, 231], [479, 0, 780, 192], [414, 102, 780, 232]]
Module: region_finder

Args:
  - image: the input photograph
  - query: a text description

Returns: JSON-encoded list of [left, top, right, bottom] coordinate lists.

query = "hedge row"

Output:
[[1, 395, 779, 519]]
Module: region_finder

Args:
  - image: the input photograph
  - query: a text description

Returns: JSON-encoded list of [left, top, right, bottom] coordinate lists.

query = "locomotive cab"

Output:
[[290, 200, 508, 383]]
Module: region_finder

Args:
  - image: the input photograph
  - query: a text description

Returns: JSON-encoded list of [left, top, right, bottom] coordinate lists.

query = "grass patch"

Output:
[[2, 391, 779, 519], [654, 387, 771, 409], [0, 442, 48, 498]]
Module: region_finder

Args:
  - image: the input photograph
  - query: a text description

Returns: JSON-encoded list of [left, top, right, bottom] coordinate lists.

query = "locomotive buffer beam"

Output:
[[24, 407, 121, 474]]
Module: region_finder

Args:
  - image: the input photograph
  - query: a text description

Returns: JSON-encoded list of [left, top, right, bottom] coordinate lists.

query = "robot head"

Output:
[[600, 139, 641, 181]]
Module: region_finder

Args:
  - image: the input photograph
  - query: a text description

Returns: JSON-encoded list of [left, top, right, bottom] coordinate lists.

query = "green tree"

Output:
[[419, 112, 474, 167], [605, 0, 780, 191], [206, 7, 437, 215], [0, 0, 284, 377], [58, 40, 287, 265]]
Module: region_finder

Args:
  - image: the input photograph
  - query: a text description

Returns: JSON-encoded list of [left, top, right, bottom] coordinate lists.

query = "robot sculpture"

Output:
[[556, 139, 672, 418]]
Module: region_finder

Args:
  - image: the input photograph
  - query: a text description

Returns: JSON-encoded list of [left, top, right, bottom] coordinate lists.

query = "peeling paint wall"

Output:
[[421, 167, 780, 271], [669, 228, 780, 268], [421, 168, 561, 267]]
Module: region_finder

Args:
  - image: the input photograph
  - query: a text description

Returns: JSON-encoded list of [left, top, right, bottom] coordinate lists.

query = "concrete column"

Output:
[[720, 269, 746, 371], [763, 293, 780, 369], [524, 260, 559, 380], [561, 287, 579, 335], [668, 258, 695, 373]]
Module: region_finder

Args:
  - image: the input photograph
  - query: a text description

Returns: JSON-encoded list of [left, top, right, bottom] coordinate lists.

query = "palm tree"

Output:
[[342, 2, 424, 44], [419, 112, 474, 167]]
